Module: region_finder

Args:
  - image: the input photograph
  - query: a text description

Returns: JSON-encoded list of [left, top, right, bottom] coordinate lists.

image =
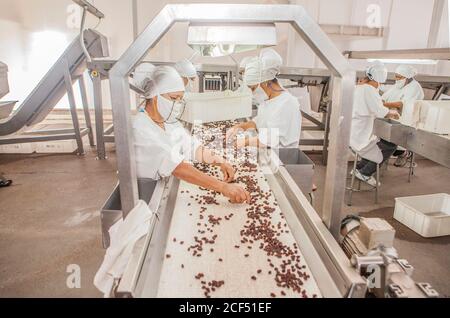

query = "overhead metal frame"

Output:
[[108, 4, 355, 238]]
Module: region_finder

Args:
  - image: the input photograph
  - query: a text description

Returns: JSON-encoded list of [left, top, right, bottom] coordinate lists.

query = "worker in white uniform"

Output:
[[174, 58, 198, 92], [226, 55, 301, 149], [132, 65, 251, 204], [381, 65, 424, 167], [350, 62, 400, 186]]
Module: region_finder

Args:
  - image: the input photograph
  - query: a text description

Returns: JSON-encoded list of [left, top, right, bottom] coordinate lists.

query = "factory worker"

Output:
[[132, 65, 250, 204], [382, 65, 424, 166], [226, 56, 301, 149], [174, 58, 198, 92], [350, 62, 400, 187], [382, 65, 424, 121]]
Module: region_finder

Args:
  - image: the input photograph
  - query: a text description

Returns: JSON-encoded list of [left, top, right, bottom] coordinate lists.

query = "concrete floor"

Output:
[[0, 148, 449, 297]]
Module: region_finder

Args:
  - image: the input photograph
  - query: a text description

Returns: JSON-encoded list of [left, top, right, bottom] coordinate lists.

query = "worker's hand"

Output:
[[234, 136, 248, 149], [226, 125, 241, 142], [219, 162, 235, 183], [221, 183, 251, 204], [386, 109, 400, 120]]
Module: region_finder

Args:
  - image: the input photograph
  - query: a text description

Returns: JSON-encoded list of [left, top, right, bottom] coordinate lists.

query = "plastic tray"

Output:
[[394, 193, 450, 238], [182, 90, 252, 124]]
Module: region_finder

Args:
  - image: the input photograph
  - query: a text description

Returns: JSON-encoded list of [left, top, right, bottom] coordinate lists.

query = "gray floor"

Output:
[[0, 148, 449, 297]]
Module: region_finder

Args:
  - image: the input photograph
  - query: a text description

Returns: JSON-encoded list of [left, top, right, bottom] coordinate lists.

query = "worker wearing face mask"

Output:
[[382, 65, 424, 167], [350, 62, 400, 187], [132, 66, 251, 204], [226, 55, 301, 149], [382, 65, 424, 122], [174, 58, 198, 93]]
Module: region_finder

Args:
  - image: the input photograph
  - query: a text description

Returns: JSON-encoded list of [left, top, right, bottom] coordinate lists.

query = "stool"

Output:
[[346, 149, 380, 206]]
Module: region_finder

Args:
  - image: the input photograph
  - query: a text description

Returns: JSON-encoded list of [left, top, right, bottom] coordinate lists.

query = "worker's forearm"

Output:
[[237, 120, 257, 131], [173, 162, 224, 193], [195, 146, 225, 165], [384, 101, 403, 109]]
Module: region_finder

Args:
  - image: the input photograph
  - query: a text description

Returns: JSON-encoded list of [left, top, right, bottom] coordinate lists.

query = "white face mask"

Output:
[[157, 95, 185, 123], [394, 79, 406, 89], [253, 85, 269, 104]]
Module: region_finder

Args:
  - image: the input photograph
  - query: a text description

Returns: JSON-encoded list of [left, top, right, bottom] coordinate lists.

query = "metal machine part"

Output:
[[72, 0, 105, 19], [107, 4, 356, 242], [0, 29, 109, 155], [113, 146, 366, 298], [342, 218, 439, 298]]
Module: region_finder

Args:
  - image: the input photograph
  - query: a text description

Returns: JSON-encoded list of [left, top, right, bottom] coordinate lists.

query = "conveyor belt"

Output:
[[117, 121, 366, 298], [157, 165, 321, 298]]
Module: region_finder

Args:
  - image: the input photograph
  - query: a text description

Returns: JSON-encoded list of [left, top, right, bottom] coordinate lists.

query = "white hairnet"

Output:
[[366, 62, 388, 84], [174, 59, 197, 78], [133, 62, 155, 92], [143, 66, 185, 99], [239, 56, 253, 70], [259, 48, 283, 72], [395, 65, 418, 79], [244, 56, 279, 86]]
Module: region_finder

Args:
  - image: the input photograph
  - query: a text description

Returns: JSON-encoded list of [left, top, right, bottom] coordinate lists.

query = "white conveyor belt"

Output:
[[156, 166, 322, 298], [117, 121, 366, 298]]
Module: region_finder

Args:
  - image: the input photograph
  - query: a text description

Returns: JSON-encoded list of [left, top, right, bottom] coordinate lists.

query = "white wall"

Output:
[[0, 0, 448, 110]]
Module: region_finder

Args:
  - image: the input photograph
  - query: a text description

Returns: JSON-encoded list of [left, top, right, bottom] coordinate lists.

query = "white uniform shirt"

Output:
[[350, 84, 389, 155], [382, 80, 424, 125], [254, 91, 301, 148], [132, 112, 201, 180]]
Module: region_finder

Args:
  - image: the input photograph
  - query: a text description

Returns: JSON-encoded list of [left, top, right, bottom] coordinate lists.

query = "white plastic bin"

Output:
[[182, 90, 252, 124], [413, 101, 450, 135], [394, 193, 450, 238], [0, 62, 9, 99]]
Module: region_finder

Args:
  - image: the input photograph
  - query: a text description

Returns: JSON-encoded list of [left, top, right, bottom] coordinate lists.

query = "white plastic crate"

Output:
[[394, 193, 450, 238], [181, 90, 252, 124], [34, 138, 83, 154], [411, 100, 450, 135], [0, 143, 36, 154], [0, 61, 9, 99]]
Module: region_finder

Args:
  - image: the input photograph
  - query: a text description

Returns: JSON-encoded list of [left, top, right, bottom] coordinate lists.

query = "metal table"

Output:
[[373, 118, 450, 168]]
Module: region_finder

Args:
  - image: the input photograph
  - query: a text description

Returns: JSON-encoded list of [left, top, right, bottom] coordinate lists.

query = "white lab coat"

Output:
[[254, 91, 302, 148], [382, 80, 424, 126], [94, 200, 152, 297], [350, 84, 389, 163], [132, 112, 201, 180]]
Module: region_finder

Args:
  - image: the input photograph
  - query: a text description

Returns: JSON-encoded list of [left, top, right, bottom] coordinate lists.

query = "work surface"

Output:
[[156, 121, 321, 298]]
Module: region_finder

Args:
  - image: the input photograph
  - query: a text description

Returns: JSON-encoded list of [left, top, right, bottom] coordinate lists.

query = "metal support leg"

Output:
[[92, 72, 107, 160], [408, 153, 415, 183], [63, 59, 84, 156], [78, 76, 95, 147], [375, 163, 380, 204], [348, 153, 358, 206]]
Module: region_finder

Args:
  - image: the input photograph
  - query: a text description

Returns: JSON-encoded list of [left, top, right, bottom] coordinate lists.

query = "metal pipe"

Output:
[[80, 6, 92, 64]]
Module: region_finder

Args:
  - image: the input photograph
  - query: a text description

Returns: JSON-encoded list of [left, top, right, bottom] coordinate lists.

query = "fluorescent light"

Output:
[[188, 23, 277, 57], [367, 58, 438, 65]]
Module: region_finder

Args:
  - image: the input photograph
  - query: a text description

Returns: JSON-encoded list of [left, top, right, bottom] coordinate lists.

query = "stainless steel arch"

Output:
[[109, 4, 356, 238]]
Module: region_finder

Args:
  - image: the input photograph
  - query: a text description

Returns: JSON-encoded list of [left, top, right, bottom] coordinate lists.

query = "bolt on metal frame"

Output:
[[108, 4, 356, 239]]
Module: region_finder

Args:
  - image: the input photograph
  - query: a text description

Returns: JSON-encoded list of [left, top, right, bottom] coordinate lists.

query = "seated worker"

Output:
[[132, 65, 251, 204], [382, 65, 424, 167], [226, 54, 301, 149], [350, 62, 400, 187]]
